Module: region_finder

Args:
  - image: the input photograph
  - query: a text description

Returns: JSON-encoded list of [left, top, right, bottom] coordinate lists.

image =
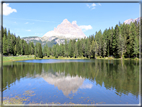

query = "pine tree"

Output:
[[117, 30, 125, 58], [38, 43, 43, 58], [35, 43, 38, 57], [96, 30, 103, 56], [94, 40, 98, 58], [91, 40, 95, 58], [3, 33, 7, 55], [125, 24, 131, 58], [107, 28, 111, 57], [24, 41, 29, 55], [68, 40, 73, 58], [52, 45, 56, 57], [14, 45, 17, 55], [64, 39, 69, 57], [103, 41, 107, 57], [112, 25, 119, 57], [133, 36, 139, 58], [47, 46, 50, 57], [129, 22, 137, 57], [77, 39, 82, 57], [55, 44, 60, 58], [60, 44, 64, 56], [43, 44, 47, 56], [30, 42, 35, 55], [74, 42, 78, 58], [16, 36, 21, 55], [85, 39, 91, 58], [121, 23, 127, 57], [7, 30, 13, 55]]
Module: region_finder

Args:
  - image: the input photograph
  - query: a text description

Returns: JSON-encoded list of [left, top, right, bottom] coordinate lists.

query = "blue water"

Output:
[[3, 59, 140, 104], [17, 59, 95, 63]]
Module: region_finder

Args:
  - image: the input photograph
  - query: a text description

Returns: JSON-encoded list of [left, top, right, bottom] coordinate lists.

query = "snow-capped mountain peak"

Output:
[[124, 17, 141, 24], [41, 19, 87, 43]]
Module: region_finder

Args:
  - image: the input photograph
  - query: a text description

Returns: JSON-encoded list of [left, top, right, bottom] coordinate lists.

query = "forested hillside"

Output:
[[2, 28, 42, 58], [43, 21, 140, 58], [2, 20, 141, 58]]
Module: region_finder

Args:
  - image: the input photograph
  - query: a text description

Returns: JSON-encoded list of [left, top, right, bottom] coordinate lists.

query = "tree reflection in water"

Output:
[[3, 59, 139, 98]]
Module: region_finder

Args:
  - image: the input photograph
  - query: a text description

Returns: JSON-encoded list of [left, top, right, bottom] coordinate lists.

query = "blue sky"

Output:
[[3, 3, 139, 38]]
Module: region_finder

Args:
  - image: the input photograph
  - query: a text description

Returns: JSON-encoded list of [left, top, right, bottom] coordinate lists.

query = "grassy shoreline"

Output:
[[3, 55, 140, 64]]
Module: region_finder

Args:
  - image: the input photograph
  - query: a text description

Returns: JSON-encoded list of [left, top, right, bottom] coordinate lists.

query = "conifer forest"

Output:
[[2, 20, 141, 59]]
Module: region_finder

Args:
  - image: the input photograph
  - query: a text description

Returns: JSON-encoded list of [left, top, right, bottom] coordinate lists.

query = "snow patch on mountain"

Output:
[[22, 19, 88, 46], [22, 36, 41, 43], [124, 17, 141, 24], [41, 19, 87, 42]]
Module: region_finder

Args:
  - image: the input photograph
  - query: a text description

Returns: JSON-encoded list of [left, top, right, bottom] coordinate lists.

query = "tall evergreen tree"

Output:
[[7, 30, 13, 55], [74, 42, 78, 58], [16, 36, 21, 55], [38, 43, 43, 58], [103, 41, 107, 57], [47, 46, 50, 57], [94, 40, 98, 58], [133, 36, 139, 58], [43, 44, 48, 56], [91, 40, 95, 58], [64, 39, 69, 57], [3, 33, 7, 55], [117, 28, 125, 58], [129, 22, 137, 57], [112, 25, 119, 57]]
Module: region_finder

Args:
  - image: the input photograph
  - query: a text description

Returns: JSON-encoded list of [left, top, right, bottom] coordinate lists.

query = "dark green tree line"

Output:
[[42, 20, 140, 58], [2, 27, 43, 58], [2, 19, 140, 59]]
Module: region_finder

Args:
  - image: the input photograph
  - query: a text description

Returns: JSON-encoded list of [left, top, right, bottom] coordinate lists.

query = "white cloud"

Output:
[[86, 4, 91, 8], [25, 22, 34, 24], [92, 3, 96, 7], [86, 3, 96, 9], [79, 25, 92, 30], [3, 3, 17, 16], [98, 3, 101, 6], [25, 22, 29, 24], [26, 30, 31, 31], [92, 7, 95, 10]]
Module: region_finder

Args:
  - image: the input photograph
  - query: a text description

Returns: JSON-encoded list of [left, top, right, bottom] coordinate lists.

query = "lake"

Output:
[[2, 59, 140, 105]]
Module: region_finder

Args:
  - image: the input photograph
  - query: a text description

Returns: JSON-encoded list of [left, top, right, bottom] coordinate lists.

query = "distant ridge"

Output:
[[22, 19, 87, 47], [41, 19, 87, 44], [124, 17, 141, 24]]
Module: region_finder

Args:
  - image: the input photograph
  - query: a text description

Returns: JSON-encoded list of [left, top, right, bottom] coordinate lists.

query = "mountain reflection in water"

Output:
[[3, 59, 140, 104], [35, 72, 86, 96]]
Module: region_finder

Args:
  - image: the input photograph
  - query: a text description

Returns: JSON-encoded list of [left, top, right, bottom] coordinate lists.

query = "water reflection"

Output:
[[3, 59, 139, 99], [35, 72, 85, 96]]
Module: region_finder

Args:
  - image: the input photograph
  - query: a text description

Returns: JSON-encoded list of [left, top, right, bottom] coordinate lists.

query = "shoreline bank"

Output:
[[3, 55, 140, 64]]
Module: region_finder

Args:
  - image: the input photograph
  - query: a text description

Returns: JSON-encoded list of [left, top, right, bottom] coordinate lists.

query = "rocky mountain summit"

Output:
[[41, 19, 86, 42], [124, 17, 141, 24], [22, 19, 87, 47]]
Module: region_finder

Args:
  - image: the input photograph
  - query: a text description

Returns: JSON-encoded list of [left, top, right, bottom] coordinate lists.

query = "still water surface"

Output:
[[3, 59, 139, 104]]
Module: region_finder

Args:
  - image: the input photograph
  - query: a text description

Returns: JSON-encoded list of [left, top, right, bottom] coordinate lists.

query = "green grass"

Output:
[[3, 55, 141, 64], [3, 55, 35, 63], [95, 56, 141, 60]]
